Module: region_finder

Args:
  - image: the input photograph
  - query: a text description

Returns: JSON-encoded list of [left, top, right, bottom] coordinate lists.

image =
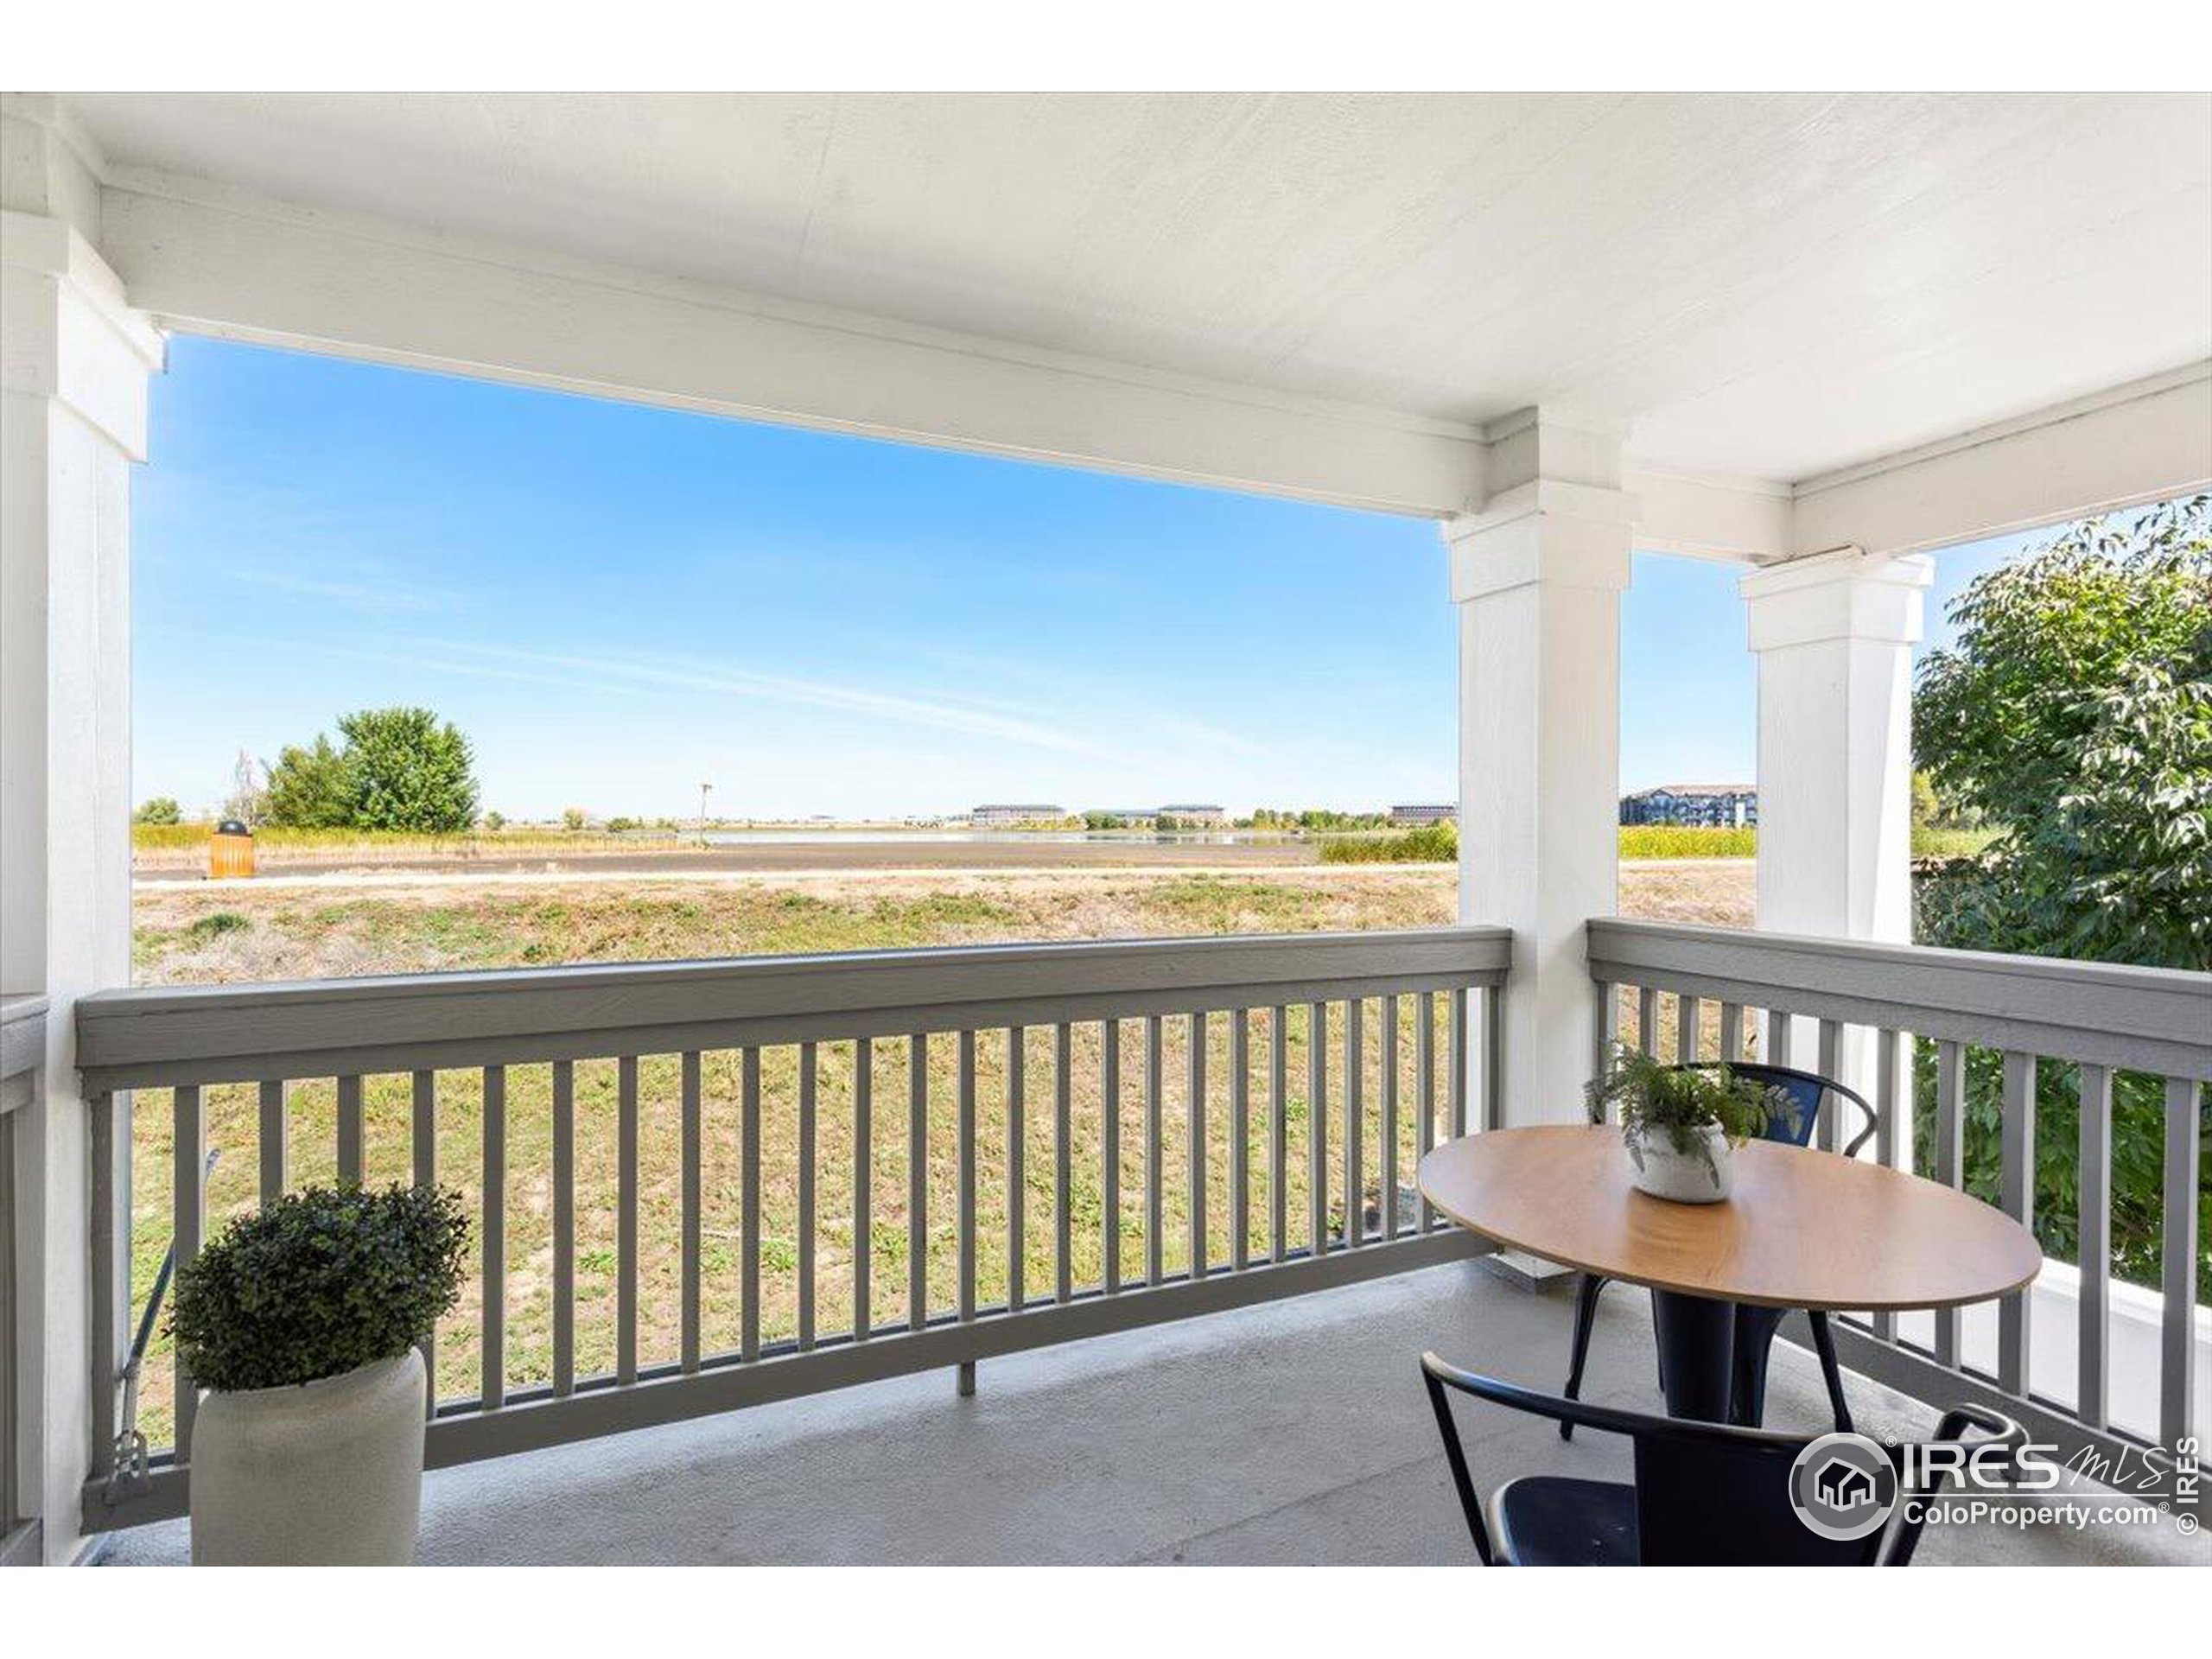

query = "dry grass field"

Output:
[[125, 861, 1752, 1446]]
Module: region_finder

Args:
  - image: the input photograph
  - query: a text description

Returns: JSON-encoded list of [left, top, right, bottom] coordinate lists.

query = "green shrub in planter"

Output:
[[1586, 1043, 1796, 1185], [170, 1185, 467, 1392]]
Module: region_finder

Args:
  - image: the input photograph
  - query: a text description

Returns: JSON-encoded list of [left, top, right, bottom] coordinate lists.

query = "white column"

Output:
[[3, 99, 162, 1563], [1740, 549, 1933, 943], [1446, 417, 1633, 1128], [1740, 549, 1931, 1141]]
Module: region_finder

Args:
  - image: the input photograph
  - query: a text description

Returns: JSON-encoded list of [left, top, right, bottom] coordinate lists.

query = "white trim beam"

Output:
[[1789, 364, 2212, 557], [96, 178, 1489, 518]]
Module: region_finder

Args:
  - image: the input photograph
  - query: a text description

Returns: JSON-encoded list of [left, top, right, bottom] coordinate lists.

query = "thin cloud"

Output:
[[234, 567, 467, 616], [410, 639, 1129, 761]]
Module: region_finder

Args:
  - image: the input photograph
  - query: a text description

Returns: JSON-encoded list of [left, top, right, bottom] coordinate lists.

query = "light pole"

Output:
[[698, 782, 713, 845]]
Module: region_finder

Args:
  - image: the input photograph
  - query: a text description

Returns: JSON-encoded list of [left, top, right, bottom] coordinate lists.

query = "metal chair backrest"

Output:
[[1421, 1351, 2021, 1567], [1675, 1060, 1878, 1157]]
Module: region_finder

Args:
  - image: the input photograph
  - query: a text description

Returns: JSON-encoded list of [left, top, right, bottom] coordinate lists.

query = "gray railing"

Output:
[[76, 926, 1508, 1530], [1587, 917, 2209, 1494]]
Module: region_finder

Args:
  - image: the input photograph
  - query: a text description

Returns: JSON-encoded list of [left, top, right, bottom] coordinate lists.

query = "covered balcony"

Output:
[[3, 90, 2208, 1569]]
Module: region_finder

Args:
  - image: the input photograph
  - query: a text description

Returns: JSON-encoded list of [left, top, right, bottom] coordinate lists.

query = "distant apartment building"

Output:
[[1619, 785, 1758, 828], [970, 804, 1065, 827], [1157, 804, 1227, 825], [1389, 804, 1457, 826]]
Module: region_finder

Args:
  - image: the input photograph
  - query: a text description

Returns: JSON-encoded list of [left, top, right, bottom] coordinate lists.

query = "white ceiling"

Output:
[[62, 91, 2212, 484]]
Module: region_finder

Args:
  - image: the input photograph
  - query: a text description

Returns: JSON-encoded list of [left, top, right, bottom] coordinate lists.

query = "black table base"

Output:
[[1649, 1289, 1793, 1426]]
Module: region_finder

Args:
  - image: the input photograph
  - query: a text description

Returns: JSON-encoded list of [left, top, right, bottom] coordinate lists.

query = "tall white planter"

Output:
[[190, 1349, 427, 1565]]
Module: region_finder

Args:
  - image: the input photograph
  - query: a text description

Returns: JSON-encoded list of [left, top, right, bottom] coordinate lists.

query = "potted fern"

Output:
[[1586, 1043, 1796, 1203], [169, 1184, 466, 1564]]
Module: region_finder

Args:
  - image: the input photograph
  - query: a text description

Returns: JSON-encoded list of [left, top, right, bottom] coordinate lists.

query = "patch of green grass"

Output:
[[184, 912, 251, 943]]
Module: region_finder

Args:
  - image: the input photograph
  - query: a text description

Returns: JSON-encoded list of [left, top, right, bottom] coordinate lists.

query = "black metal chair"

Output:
[[1562, 1060, 1878, 1437], [1423, 1351, 2023, 1566]]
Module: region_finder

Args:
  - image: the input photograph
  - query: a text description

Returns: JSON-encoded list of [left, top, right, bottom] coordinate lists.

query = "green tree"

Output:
[[262, 735, 353, 829], [262, 709, 480, 833], [132, 796, 182, 825], [1910, 496, 2210, 1287], [336, 707, 478, 832], [1914, 495, 2210, 969]]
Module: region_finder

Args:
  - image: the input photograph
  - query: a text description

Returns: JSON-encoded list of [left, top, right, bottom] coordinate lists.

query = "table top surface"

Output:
[[1417, 1125, 2043, 1312]]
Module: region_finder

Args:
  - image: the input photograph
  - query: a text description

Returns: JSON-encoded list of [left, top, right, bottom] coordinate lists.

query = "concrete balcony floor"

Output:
[[105, 1260, 2204, 1567]]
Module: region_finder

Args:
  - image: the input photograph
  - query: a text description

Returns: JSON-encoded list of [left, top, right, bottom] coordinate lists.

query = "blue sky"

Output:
[[134, 338, 2036, 822]]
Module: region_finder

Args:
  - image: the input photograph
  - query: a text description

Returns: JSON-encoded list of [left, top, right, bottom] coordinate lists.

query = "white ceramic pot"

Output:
[[1627, 1122, 1735, 1204], [189, 1348, 426, 1565]]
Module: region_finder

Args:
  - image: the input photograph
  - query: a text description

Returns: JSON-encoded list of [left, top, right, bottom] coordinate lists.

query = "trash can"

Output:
[[208, 819, 255, 880]]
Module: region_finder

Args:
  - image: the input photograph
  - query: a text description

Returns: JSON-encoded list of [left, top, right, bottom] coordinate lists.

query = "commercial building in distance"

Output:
[[1618, 785, 1758, 829], [1156, 804, 1227, 825], [969, 804, 1065, 828], [1389, 804, 1458, 825]]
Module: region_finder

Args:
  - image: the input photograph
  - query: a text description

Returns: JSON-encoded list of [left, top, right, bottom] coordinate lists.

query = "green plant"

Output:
[[134, 796, 182, 825], [168, 1185, 467, 1392], [264, 708, 480, 834], [1586, 1043, 1795, 1187], [1914, 495, 2210, 970], [184, 911, 251, 943]]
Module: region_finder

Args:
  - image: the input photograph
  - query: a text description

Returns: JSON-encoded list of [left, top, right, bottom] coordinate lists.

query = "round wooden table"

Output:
[[1418, 1125, 2043, 1422]]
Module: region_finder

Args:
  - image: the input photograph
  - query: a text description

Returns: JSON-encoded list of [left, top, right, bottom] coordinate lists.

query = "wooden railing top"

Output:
[[76, 925, 1511, 1090], [1586, 917, 2211, 1080]]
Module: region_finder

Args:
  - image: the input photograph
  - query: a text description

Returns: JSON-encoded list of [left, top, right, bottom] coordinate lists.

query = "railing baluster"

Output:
[[1873, 1029, 1901, 1341], [1268, 1006, 1288, 1258], [1483, 983, 1504, 1133], [1381, 995, 1400, 1238], [617, 1055, 639, 1385], [908, 1035, 928, 1329], [798, 1041, 817, 1351], [854, 1038, 872, 1341], [680, 1050, 702, 1372], [1007, 1027, 1025, 1313], [1103, 1019, 1121, 1292], [1997, 1051, 2037, 1395], [89, 1091, 120, 1479], [550, 1062, 572, 1396], [1448, 988, 1468, 1139], [1344, 999, 1363, 1249], [1417, 991, 1436, 1230], [1933, 1040, 1966, 1367], [1676, 995, 1701, 1065], [481, 1065, 505, 1410], [1637, 986, 1658, 1057], [1187, 1011, 1207, 1279], [1816, 1020, 1843, 1153], [1307, 1001, 1328, 1257], [742, 1046, 762, 1363], [337, 1073, 364, 1185], [1145, 1014, 1164, 1286], [173, 1085, 204, 1459], [1231, 1010, 1251, 1269], [1592, 978, 1618, 1079], [1719, 1002, 1745, 1064], [2160, 1075, 2200, 1453], [415, 1069, 439, 1415], [1053, 1023, 1072, 1303], [258, 1079, 286, 1205], [957, 1029, 977, 1324], [1767, 1007, 1794, 1068], [2075, 1063, 2112, 1429]]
